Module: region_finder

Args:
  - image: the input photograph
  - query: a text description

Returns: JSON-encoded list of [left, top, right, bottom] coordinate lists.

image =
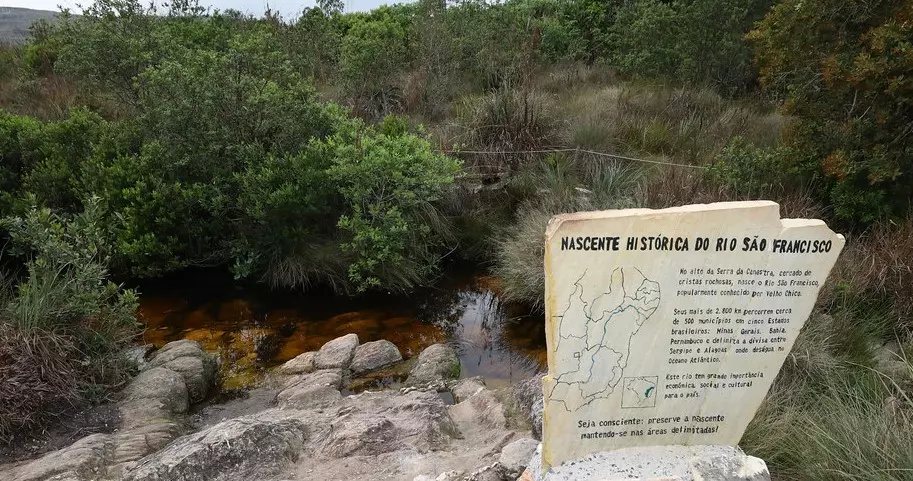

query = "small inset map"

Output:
[[622, 376, 658, 408]]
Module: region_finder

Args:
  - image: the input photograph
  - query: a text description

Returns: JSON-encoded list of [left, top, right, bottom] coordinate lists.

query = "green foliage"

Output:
[[750, 0, 913, 224], [610, 0, 772, 92], [327, 120, 461, 291], [0, 200, 138, 442], [708, 137, 793, 197], [339, 7, 412, 117]]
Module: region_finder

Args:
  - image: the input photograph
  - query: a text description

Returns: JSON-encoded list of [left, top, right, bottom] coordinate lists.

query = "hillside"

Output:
[[0, 6, 57, 44]]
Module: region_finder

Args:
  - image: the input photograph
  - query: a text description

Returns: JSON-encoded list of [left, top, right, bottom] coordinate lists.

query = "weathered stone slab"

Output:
[[541, 201, 843, 470], [350, 340, 402, 375], [314, 334, 359, 370], [524, 444, 769, 481], [406, 344, 461, 386]]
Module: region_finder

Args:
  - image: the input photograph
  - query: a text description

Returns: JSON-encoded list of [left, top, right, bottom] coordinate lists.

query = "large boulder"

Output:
[[350, 340, 402, 375], [406, 344, 461, 386], [314, 334, 360, 370], [122, 410, 311, 481], [120, 367, 189, 427], [499, 438, 539, 476], [277, 351, 316, 375], [145, 340, 217, 403]]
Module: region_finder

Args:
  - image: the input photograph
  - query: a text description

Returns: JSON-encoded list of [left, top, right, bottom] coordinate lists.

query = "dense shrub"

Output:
[[0, 201, 138, 442], [750, 0, 913, 224], [609, 0, 772, 93]]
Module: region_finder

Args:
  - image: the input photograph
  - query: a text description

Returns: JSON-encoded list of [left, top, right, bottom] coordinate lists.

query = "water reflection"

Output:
[[137, 270, 546, 389]]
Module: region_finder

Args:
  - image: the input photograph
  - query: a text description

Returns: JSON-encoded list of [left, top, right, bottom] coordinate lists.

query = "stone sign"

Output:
[[541, 201, 844, 471]]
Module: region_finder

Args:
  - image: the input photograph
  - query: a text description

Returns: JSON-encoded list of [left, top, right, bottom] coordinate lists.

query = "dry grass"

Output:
[[0, 325, 81, 442], [819, 216, 913, 328], [557, 84, 785, 165]]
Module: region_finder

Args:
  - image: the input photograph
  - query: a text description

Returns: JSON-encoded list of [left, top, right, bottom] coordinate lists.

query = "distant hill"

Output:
[[0, 7, 59, 45]]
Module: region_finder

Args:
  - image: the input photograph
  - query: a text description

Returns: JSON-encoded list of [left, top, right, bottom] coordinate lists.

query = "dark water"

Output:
[[137, 269, 546, 389]]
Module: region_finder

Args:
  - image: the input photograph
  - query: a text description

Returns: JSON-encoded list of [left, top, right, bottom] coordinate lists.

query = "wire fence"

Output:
[[440, 147, 708, 170]]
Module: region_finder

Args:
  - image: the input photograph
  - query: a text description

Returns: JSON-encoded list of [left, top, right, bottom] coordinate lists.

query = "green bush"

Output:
[[750, 0, 913, 224], [339, 7, 412, 117], [328, 121, 461, 291], [0, 200, 138, 442], [609, 0, 772, 93], [708, 137, 792, 198]]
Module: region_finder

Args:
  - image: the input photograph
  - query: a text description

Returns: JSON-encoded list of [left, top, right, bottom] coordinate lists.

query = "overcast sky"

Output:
[[1, 0, 397, 18]]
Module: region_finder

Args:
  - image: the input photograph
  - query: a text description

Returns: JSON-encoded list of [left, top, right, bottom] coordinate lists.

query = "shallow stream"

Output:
[[137, 269, 546, 389]]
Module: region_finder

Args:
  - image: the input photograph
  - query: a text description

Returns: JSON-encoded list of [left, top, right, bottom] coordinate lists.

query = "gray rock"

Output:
[[145, 340, 218, 403], [314, 334, 360, 370], [690, 451, 770, 481], [277, 351, 316, 375], [123, 344, 154, 370], [328, 390, 460, 456], [465, 462, 509, 481], [6, 433, 114, 481], [530, 398, 544, 440], [276, 369, 344, 409], [407, 344, 461, 386], [512, 375, 544, 439], [451, 378, 485, 403], [499, 438, 538, 475], [120, 367, 189, 426], [449, 388, 506, 430], [350, 340, 402, 375], [122, 410, 310, 481], [531, 445, 770, 481], [155, 355, 213, 403], [146, 340, 205, 368]]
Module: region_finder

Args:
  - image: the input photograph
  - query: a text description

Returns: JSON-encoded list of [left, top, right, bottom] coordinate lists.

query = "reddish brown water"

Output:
[[137, 269, 546, 389]]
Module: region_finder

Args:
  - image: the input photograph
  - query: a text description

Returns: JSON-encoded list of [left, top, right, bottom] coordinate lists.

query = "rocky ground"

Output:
[[0, 335, 544, 481]]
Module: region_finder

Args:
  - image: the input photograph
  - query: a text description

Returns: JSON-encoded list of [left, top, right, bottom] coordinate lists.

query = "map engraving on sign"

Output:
[[550, 267, 660, 412], [540, 201, 845, 472]]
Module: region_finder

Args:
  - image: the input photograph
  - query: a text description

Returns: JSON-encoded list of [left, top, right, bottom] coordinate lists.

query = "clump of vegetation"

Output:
[[0, 201, 138, 442]]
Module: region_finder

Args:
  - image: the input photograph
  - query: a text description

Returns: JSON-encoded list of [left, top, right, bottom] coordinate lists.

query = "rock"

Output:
[[499, 438, 538, 475], [155, 355, 213, 403], [690, 451, 770, 481], [146, 340, 205, 368], [277, 351, 316, 375], [122, 410, 310, 481], [7, 433, 114, 481], [434, 471, 464, 481], [530, 398, 544, 440], [449, 388, 506, 430], [120, 367, 189, 426], [276, 369, 344, 409], [314, 334, 360, 370], [465, 463, 509, 481], [529, 445, 770, 481], [451, 378, 485, 403], [350, 340, 402, 375], [124, 344, 155, 370], [406, 344, 461, 386], [324, 390, 460, 457], [511, 375, 544, 438], [319, 417, 397, 458], [145, 340, 218, 403]]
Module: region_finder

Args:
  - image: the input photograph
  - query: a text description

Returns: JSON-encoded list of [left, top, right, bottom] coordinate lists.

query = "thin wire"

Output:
[[440, 147, 709, 170]]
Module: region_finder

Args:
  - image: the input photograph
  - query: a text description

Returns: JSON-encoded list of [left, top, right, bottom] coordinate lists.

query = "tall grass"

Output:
[[492, 155, 644, 307]]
